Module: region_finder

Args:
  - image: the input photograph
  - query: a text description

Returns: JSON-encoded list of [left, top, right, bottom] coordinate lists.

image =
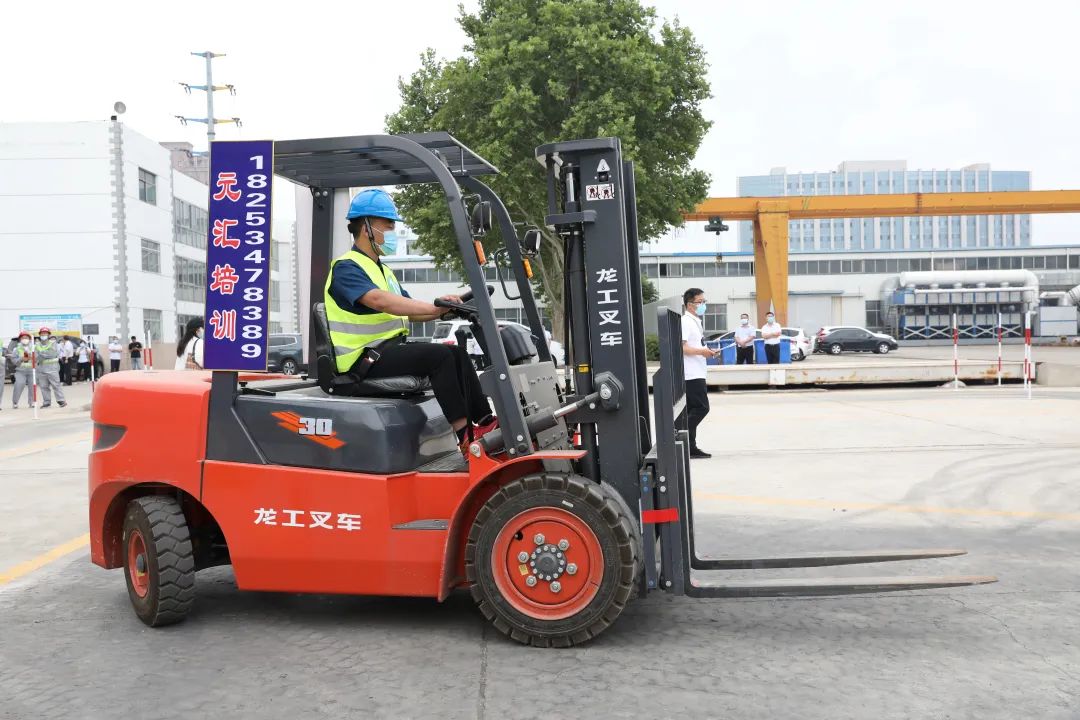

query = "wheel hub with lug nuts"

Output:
[[528, 542, 567, 583], [493, 508, 604, 621]]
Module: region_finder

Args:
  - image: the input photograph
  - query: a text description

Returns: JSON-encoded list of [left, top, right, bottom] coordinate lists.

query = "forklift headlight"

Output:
[[93, 423, 126, 452]]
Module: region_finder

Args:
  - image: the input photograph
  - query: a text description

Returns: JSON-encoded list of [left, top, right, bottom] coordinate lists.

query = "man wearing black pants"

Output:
[[734, 312, 756, 365], [680, 288, 718, 459], [362, 342, 491, 428], [325, 189, 495, 453], [761, 311, 782, 365]]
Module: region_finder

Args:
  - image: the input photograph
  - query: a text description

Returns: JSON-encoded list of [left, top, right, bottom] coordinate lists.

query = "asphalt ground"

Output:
[[0, 383, 1078, 719]]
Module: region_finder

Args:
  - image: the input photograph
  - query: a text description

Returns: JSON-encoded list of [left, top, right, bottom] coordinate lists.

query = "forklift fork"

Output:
[[642, 307, 996, 599]]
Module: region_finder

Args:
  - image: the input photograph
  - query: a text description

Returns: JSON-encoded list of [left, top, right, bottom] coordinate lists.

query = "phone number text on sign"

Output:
[[204, 140, 274, 371]]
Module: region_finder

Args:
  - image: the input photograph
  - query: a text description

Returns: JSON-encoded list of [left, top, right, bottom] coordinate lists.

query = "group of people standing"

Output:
[[3, 328, 67, 409], [680, 287, 785, 459], [3, 330, 147, 410]]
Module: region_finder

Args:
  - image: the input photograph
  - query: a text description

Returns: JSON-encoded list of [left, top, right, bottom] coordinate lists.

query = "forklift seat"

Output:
[[311, 303, 430, 397]]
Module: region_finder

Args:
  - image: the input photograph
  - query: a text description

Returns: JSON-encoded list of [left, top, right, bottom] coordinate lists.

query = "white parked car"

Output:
[[430, 319, 564, 366]]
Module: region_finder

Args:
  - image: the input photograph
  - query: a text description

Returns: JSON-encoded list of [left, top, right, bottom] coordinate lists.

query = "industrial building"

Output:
[[383, 245, 1080, 340], [736, 161, 1031, 252], [0, 122, 299, 344]]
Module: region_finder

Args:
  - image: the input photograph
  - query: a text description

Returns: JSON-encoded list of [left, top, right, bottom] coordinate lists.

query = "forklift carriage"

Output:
[[87, 133, 995, 646]]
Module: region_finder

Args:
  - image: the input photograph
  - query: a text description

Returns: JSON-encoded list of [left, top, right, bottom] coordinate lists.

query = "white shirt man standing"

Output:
[[60, 337, 75, 385], [761, 312, 783, 365], [734, 313, 756, 365], [681, 288, 719, 459]]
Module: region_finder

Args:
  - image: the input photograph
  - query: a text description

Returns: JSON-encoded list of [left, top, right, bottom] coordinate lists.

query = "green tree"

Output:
[[386, 0, 711, 337], [641, 274, 659, 305]]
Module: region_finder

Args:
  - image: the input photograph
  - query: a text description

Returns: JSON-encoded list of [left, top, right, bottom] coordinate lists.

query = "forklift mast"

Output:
[[536, 138, 652, 511]]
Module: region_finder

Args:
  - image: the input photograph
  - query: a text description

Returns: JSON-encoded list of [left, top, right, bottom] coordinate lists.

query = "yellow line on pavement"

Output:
[[0, 432, 88, 461], [696, 492, 1080, 522], [0, 534, 90, 586]]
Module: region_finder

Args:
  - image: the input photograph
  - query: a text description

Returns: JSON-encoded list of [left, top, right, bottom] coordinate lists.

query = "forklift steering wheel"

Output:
[[434, 298, 477, 320]]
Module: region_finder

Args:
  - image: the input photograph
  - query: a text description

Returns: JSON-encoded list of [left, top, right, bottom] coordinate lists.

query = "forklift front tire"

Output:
[[465, 473, 639, 647], [122, 496, 195, 627]]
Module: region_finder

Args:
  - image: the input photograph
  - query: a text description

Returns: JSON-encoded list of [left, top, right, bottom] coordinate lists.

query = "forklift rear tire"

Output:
[[465, 473, 639, 647], [122, 496, 195, 627]]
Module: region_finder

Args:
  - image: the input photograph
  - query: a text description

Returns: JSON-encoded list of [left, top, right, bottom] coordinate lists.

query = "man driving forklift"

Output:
[[324, 188, 497, 450]]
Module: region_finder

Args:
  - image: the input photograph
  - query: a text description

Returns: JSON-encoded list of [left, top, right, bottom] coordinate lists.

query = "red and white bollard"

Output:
[[31, 349, 39, 420], [1024, 312, 1033, 399], [89, 340, 97, 394], [144, 330, 153, 371], [952, 312, 959, 390], [996, 312, 1003, 387]]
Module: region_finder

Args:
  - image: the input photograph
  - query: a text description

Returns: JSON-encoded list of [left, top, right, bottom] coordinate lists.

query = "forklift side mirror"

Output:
[[521, 228, 542, 257], [471, 201, 492, 236]]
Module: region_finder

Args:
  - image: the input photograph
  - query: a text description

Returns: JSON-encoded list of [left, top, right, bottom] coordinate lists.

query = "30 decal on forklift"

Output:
[[271, 411, 345, 449]]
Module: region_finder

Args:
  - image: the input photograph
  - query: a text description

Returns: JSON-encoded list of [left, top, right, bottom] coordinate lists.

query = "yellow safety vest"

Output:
[[323, 249, 408, 373]]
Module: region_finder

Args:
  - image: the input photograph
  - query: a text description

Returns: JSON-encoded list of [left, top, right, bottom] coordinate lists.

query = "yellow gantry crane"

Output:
[[684, 190, 1080, 324]]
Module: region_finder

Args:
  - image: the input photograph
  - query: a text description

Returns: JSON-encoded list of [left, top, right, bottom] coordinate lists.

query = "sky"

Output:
[[5, 0, 1079, 248]]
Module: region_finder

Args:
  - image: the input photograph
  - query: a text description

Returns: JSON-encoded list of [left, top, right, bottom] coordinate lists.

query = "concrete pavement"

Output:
[[0, 385, 1077, 719]]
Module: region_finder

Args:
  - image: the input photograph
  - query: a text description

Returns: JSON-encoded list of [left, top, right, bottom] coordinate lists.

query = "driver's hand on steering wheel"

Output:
[[438, 294, 464, 305]]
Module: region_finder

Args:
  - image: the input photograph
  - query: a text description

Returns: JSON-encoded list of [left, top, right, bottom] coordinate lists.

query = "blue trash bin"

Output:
[[705, 340, 722, 366], [754, 338, 766, 363], [720, 342, 736, 365], [756, 339, 792, 364]]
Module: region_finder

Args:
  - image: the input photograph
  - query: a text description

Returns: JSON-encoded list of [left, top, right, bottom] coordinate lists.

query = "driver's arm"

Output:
[[360, 289, 443, 322]]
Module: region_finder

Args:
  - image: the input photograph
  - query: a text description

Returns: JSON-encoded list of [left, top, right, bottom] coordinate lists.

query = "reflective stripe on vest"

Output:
[[35, 343, 59, 365], [323, 249, 408, 373]]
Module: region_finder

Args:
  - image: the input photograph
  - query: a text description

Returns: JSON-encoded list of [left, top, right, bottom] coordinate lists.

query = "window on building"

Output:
[[174, 199, 208, 249], [143, 309, 163, 341], [865, 301, 883, 331], [269, 322, 284, 334], [177, 313, 202, 341], [702, 304, 726, 333], [138, 168, 157, 205], [141, 239, 161, 273], [659, 263, 682, 278], [270, 280, 281, 312], [175, 257, 206, 303]]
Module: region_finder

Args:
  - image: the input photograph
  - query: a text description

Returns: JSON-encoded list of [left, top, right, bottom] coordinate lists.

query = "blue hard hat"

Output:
[[346, 188, 403, 221]]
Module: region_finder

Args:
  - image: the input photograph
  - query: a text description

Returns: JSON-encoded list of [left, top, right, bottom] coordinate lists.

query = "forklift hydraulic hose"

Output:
[[478, 390, 600, 453]]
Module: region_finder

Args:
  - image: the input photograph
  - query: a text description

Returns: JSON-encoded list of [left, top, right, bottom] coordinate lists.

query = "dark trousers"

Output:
[[736, 346, 755, 365], [77, 362, 90, 381], [360, 342, 490, 424], [59, 359, 71, 384], [685, 378, 710, 451], [110, 359, 121, 373], [765, 344, 780, 365]]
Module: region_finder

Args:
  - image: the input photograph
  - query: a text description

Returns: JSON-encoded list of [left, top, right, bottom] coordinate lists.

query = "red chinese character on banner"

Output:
[[209, 309, 237, 341], [209, 264, 240, 295], [212, 218, 240, 249], [213, 172, 242, 202]]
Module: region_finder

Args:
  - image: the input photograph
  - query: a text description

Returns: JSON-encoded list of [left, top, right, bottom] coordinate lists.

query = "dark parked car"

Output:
[[267, 334, 306, 375], [814, 327, 898, 355]]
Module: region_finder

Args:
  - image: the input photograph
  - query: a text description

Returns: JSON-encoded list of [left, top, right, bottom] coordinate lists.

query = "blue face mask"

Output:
[[695, 303, 707, 317], [374, 228, 398, 256]]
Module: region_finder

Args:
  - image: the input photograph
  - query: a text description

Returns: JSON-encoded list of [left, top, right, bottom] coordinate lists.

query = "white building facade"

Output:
[[0, 122, 298, 348]]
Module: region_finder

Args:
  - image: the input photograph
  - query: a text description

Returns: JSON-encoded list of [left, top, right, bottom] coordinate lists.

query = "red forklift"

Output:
[[88, 133, 994, 646]]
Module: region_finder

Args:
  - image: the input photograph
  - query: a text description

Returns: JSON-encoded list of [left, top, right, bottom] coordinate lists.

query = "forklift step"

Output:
[[691, 548, 967, 571], [685, 574, 997, 599]]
